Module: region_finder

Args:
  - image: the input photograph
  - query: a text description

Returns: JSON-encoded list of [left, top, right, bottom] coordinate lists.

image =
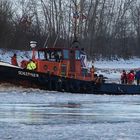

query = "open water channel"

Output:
[[0, 84, 140, 140]]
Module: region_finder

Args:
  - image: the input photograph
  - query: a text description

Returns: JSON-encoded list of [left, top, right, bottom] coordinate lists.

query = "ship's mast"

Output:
[[72, 0, 80, 48], [73, 0, 79, 42]]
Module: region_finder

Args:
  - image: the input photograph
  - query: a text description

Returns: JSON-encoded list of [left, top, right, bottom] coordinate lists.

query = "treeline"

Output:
[[1, 0, 140, 59]]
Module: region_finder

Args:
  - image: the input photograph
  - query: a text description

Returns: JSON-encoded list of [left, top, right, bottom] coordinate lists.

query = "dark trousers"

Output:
[[121, 79, 127, 84], [137, 79, 140, 85]]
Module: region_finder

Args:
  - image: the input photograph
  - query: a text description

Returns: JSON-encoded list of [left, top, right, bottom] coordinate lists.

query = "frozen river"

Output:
[[0, 84, 140, 140]]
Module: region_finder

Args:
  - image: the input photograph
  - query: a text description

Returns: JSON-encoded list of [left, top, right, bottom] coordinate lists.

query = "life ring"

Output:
[[53, 66, 58, 71], [44, 65, 48, 70]]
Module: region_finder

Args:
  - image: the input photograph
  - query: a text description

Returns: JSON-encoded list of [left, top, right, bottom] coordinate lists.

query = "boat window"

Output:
[[75, 50, 80, 60], [43, 50, 62, 61], [45, 52, 50, 60], [50, 52, 55, 59], [38, 51, 46, 60], [63, 50, 69, 59]]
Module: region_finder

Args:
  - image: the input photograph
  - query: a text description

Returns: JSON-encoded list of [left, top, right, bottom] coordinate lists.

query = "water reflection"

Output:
[[0, 98, 140, 125], [0, 102, 82, 125], [0, 90, 140, 139]]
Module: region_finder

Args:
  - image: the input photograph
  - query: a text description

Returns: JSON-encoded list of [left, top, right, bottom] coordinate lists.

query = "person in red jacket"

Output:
[[127, 70, 135, 85], [11, 53, 18, 66]]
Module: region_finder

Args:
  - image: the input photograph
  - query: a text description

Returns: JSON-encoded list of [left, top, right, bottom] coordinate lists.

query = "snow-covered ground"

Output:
[[0, 49, 32, 63], [94, 58, 140, 83], [0, 48, 140, 83]]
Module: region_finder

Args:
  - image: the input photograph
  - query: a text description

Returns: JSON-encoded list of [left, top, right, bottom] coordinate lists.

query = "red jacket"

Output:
[[11, 56, 18, 66], [127, 72, 135, 81]]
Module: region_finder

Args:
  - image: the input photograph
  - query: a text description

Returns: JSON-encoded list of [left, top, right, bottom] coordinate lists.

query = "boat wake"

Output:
[[0, 83, 42, 93]]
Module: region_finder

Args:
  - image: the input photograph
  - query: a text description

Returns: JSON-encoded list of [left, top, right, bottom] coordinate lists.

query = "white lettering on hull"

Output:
[[18, 71, 39, 78]]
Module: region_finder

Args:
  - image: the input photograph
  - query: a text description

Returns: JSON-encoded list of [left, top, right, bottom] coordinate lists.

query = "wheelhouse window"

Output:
[[63, 49, 69, 59], [38, 50, 51, 60], [38, 49, 62, 61], [50, 50, 62, 61], [38, 51, 46, 60], [75, 50, 80, 60]]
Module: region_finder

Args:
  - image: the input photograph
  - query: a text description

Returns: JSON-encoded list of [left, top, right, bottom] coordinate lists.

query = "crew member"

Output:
[[135, 70, 140, 85], [127, 70, 135, 85], [26, 59, 37, 70], [11, 53, 18, 66], [121, 70, 127, 84], [90, 65, 95, 81]]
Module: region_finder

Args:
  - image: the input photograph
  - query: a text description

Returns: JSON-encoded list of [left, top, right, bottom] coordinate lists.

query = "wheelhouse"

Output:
[[37, 48, 81, 62], [20, 46, 94, 81]]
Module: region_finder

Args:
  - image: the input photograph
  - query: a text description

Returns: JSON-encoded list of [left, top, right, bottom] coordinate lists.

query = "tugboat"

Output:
[[0, 3, 105, 94], [0, 41, 102, 93], [0, 41, 140, 94], [0, 2, 140, 94]]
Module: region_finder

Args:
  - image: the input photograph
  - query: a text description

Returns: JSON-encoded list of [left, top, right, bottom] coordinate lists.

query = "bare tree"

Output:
[[0, 0, 14, 48], [131, 1, 140, 55], [1, 0, 140, 58]]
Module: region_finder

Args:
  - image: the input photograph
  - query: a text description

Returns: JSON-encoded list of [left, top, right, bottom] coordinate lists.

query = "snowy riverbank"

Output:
[[94, 58, 140, 83]]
